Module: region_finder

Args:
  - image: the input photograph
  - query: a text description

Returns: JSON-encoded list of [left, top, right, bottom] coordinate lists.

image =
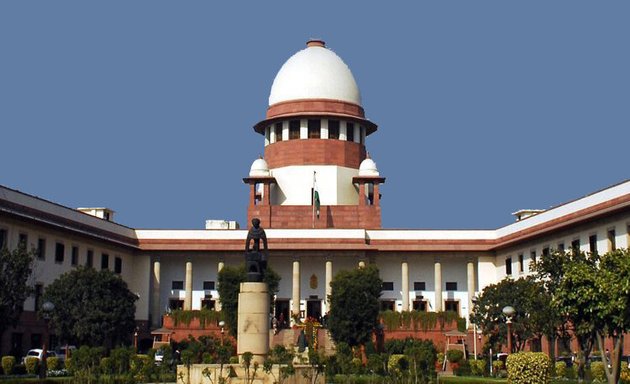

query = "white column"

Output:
[[300, 119, 308, 139], [151, 260, 161, 327], [292, 259, 301, 319], [467, 260, 475, 325], [321, 119, 329, 139], [340, 121, 347, 140], [401, 259, 409, 312], [184, 261, 193, 311], [264, 126, 270, 146], [216, 260, 225, 311], [434, 260, 443, 312], [269, 126, 276, 144], [282, 121, 289, 141], [325, 259, 333, 312]]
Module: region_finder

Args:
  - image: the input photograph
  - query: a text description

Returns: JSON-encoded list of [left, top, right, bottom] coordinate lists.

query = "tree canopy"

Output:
[[328, 264, 382, 349], [470, 276, 559, 353], [0, 245, 34, 340], [217, 264, 280, 338], [43, 266, 138, 348], [534, 248, 630, 384]]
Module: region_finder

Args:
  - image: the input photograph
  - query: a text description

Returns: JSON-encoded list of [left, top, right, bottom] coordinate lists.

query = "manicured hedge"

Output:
[[25, 357, 39, 375], [2, 356, 16, 375], [506, 352, 551, 384]]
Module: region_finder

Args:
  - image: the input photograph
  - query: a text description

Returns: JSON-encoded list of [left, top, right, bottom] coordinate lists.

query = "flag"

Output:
[[313, 171, 320, 219]]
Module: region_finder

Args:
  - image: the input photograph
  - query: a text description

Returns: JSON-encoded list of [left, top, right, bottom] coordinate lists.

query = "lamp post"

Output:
[[219, 321, 225, 346], [134, 328, 139, 353], [40, 301, 54, 379], [502, 306, 515, 354]]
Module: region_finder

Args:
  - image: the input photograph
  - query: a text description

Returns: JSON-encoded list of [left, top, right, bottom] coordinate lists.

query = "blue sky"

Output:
[[1, 2, 628, 230]]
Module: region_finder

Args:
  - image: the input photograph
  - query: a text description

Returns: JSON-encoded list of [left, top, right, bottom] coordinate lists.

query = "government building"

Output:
[[1, 40, 629, 356]]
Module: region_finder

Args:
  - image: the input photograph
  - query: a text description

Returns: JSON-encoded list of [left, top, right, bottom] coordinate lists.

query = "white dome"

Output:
[[359, 157, 379, 177], [269, 40, 361, 106], [249, 158, 270, 177]]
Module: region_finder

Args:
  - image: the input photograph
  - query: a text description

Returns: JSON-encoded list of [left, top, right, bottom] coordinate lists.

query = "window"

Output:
[[203, 281, 215, 290], [172, 281, 184, 290], [413, 281, 426, 291], [103, 211, 110, 221], [169, 299, 183, 310], [558, 243, 565, 252], [530, 251, 536, 265], [413, 300, 427, 311], [380, 300, 395, 311], [55, 242, 65, 263], [571, 239, 580, 253], [86, 250, 94, 268], [607, 229, 616, 251], [589, 235, 597, 254], [37, 238, 46, 260], [201, 298, 215, 310], [34, 283, 43, 311], [444, 300, 459, 314], [101, 253, 109, 270], [289, 120, 300, 140], [0, 229, 6, 249], [71, 246, 79, 266], [542, 247, 550, 257], [18, 233, 28, 249], [274, 123, 283, 142], [360, 126, 365, 145], [445, 282, 458, 291], [518, 254, 524, 273], [505, 258, 512, 275], [346, 123, 355, 142], [382, 282, 394, 291], [114, 257, 122, 274], [308, 119, 320, 138], [328, 120, 339, 139]]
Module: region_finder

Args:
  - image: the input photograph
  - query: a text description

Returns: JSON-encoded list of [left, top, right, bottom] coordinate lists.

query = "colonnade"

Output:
[[150, 257, 478, 328]]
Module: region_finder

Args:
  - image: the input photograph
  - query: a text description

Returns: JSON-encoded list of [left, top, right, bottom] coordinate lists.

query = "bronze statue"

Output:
[[245, 218, 268, 282]]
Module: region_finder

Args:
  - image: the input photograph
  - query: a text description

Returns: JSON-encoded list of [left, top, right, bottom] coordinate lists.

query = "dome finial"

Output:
[[306, 39, 325, 48]]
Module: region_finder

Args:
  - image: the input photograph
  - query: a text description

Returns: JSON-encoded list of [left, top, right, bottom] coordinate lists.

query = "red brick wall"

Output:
[[248, 204, 381, 229], [264, 139, 366, 169]]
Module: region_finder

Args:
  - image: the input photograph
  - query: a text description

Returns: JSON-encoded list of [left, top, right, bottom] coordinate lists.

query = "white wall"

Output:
[[270, 165, 359, 205]]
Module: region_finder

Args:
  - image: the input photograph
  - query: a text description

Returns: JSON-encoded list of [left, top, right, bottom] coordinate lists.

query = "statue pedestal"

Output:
[[237, 282, 269, 364]]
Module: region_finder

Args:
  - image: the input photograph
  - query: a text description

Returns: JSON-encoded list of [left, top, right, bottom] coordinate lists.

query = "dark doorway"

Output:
[[306, 300, 322, 320], [275, 299, 290, 329], [380, 300, 395, 311]]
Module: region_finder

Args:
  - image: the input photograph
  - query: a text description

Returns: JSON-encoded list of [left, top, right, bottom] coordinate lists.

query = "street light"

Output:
[[134, 328, 139, 353], [502, 306, 515, 354], [40, 301, 55, 379], [219, 321, 225, 346]]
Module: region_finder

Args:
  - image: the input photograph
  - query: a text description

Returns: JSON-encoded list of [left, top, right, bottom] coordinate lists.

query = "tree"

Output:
[[43, 266, 138, 348], [217, 264, 280, 338], [0, 244, 34, 343], [328, 264, 382, 359], [540, 249, 630, 384], [532, 249, 599, 380], [470, 276, 556, 353]]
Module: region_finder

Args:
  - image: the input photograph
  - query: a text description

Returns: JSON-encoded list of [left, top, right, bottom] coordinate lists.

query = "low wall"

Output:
[[178, 363, 325, 384]]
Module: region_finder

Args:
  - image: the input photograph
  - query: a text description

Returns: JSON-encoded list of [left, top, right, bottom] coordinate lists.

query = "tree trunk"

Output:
[[547, 335, 556, 366], [597, 333, 623, 384]]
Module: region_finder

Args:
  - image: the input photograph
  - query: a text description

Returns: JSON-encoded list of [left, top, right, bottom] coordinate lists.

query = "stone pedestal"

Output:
[[237, 282, 269, 364]]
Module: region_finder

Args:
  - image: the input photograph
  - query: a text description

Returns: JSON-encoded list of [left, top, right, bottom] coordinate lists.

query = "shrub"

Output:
[[100, 356, 114, 375], [469, 359, 485, 376], [453, 359, 471, 376], [65, 356, 74, 372], [110, 347, 132, 375], [565, 365, 577, 380], [620, 365, 630, 384], [446, 349, 464, 363], [2, 356, 16, 375], [24, 356, 39, 374], [47, 356, 61, 371], [506, 352, 551, 384], [590, 361, 605, 382], [554, 361, 566, 377], [131, 354, 154, 382], [492, 360, 504, 374]]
